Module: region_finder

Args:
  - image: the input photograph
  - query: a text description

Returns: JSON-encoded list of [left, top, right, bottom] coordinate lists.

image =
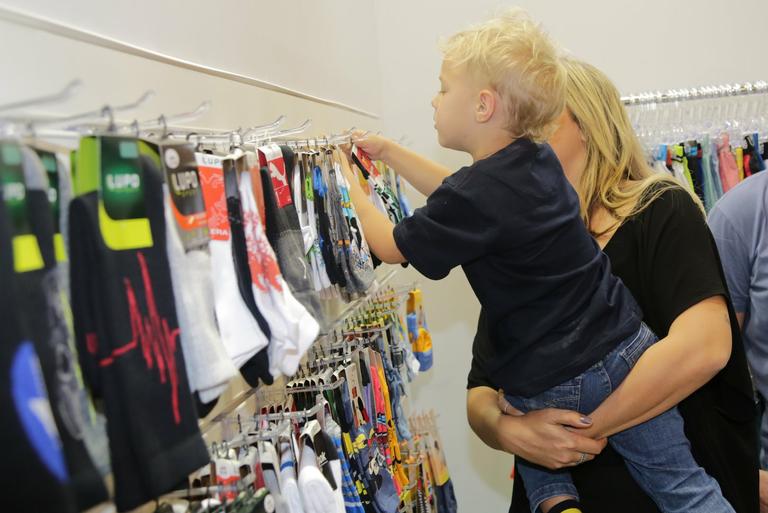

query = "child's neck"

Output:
[[469, 132, 518, 163]]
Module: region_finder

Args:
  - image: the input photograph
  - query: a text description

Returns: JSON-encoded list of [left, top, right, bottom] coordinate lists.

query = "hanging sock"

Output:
[[69, 137, 209, 511], [298, 438, 338, 513], [261, 444, 288, 513], [0, 144, 79, 513], [324, 156, 356, 295], [238, 169, 319, 379], [333, 149, 375, 294], [224, 156, 273, 386], [407, 290, 433, 372], [162, 183, 236, 405], [160, 143, 237, 404], [324, 415, 364, 513], [279, 437, 306, 513], [259, 144, 326, 329], [196, 152, 270, 386], [13, 145, 108, 510], [351, 146, 404, 224], [291, 154, 324, 292]]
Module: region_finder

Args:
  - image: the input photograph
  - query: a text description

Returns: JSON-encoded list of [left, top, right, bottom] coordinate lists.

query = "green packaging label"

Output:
[[1, 142, 43, 272], [34, 149, 61, 232], [100, 137, 146, 221]]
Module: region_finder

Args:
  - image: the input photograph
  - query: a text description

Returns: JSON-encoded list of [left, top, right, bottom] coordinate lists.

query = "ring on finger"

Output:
[[576, 452, 587, 465]]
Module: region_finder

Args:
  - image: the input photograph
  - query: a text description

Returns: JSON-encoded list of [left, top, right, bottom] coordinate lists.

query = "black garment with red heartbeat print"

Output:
[[69, 151, 208, 512]]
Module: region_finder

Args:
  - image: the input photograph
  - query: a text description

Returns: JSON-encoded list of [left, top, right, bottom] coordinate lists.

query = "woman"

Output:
[[466, 59, 759, 512]]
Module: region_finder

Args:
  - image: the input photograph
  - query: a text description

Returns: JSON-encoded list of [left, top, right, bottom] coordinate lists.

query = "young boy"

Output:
[[340, 9, 735, 513]]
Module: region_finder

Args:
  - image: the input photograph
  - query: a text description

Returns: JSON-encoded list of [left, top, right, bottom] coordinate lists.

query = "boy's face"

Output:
[[432, 61, 479, 151]]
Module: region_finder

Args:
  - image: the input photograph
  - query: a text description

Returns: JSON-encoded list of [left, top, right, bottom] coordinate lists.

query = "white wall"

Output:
[[0, 0, 382, 117], [374, 0, 768, 510]]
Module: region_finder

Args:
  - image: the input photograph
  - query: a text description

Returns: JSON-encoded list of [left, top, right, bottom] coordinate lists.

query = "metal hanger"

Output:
[[30, 89, 156, 132], [0, 79, 82, 114], [244, 119, 311, 144], [130, 100, 211, 138], [241, 115, 287, 139]]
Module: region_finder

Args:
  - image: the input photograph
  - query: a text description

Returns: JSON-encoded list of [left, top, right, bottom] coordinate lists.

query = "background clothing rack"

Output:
[[622, 80, 768, 106]]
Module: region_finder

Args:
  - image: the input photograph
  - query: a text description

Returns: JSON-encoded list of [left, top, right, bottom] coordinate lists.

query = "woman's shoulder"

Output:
[[634, 182, 705, 226]]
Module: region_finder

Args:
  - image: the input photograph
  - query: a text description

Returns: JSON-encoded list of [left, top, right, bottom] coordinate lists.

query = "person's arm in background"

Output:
[[467, 386, 607, 469], [351, 133, 451, 196], [707, 205, 766, 512]]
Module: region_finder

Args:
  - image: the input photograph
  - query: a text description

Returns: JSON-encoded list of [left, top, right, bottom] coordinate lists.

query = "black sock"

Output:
[[224, 159, 273, 387], [0, 147, 78, 513], [17, 146, 108, 510], [548, 499, 582, 513], [69, 137, 209, 511]]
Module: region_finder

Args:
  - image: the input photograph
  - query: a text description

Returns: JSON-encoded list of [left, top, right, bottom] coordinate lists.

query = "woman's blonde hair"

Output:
[[562, 58, 704, 236], [441, 8, 566, 142]]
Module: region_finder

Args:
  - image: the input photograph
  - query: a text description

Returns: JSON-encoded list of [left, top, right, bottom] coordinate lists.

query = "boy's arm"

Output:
[[353, 133, 451, 197], [339, 150, 406, 264], [581, 295, 732, 439]]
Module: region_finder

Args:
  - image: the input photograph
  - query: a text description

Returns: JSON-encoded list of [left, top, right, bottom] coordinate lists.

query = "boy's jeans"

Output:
[[506, 323, 735, 513]]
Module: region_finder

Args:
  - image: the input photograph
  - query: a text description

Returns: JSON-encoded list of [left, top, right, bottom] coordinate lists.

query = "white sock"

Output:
[[314, 429, 345, 513], [298, 443, 336, 513], [163, 188, 237, 402], [239, 172, 319, 378], [196, 153, 269, 369], [280, 441, 305, 513], [260, 441, 288, 513]]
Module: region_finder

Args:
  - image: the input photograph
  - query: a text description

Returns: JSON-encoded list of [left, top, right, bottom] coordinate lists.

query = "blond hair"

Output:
[[561, 58, 704, 237], [440, 8, 566, 142]]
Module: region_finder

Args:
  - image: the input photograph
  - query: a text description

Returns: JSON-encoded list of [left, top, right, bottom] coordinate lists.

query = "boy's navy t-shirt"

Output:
[[392, 138, 641, 397]]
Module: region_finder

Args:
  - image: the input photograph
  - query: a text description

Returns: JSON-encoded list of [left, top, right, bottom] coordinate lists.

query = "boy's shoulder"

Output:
[[452, 139, 563, 193]]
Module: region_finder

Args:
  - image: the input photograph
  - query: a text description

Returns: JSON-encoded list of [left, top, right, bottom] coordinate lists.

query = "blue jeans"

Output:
[[506, 323, 735, 513]]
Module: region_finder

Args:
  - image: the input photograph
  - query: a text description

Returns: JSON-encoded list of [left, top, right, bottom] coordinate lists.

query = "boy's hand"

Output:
[[351, 130, 391, 161]]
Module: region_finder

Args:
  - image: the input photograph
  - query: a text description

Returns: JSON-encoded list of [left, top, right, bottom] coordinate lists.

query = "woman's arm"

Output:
[[352, 133, 451, 197], [467, 386, 607, 469], [581, 295, 732, 439]]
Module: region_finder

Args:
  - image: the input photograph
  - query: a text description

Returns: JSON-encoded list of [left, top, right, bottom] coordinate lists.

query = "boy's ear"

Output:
[[476, 89, 497, 123]]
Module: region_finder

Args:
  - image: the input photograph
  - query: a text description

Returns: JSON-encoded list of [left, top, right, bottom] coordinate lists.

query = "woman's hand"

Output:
[[495, 392, 607, 470], [467, 387, 607, 470]]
